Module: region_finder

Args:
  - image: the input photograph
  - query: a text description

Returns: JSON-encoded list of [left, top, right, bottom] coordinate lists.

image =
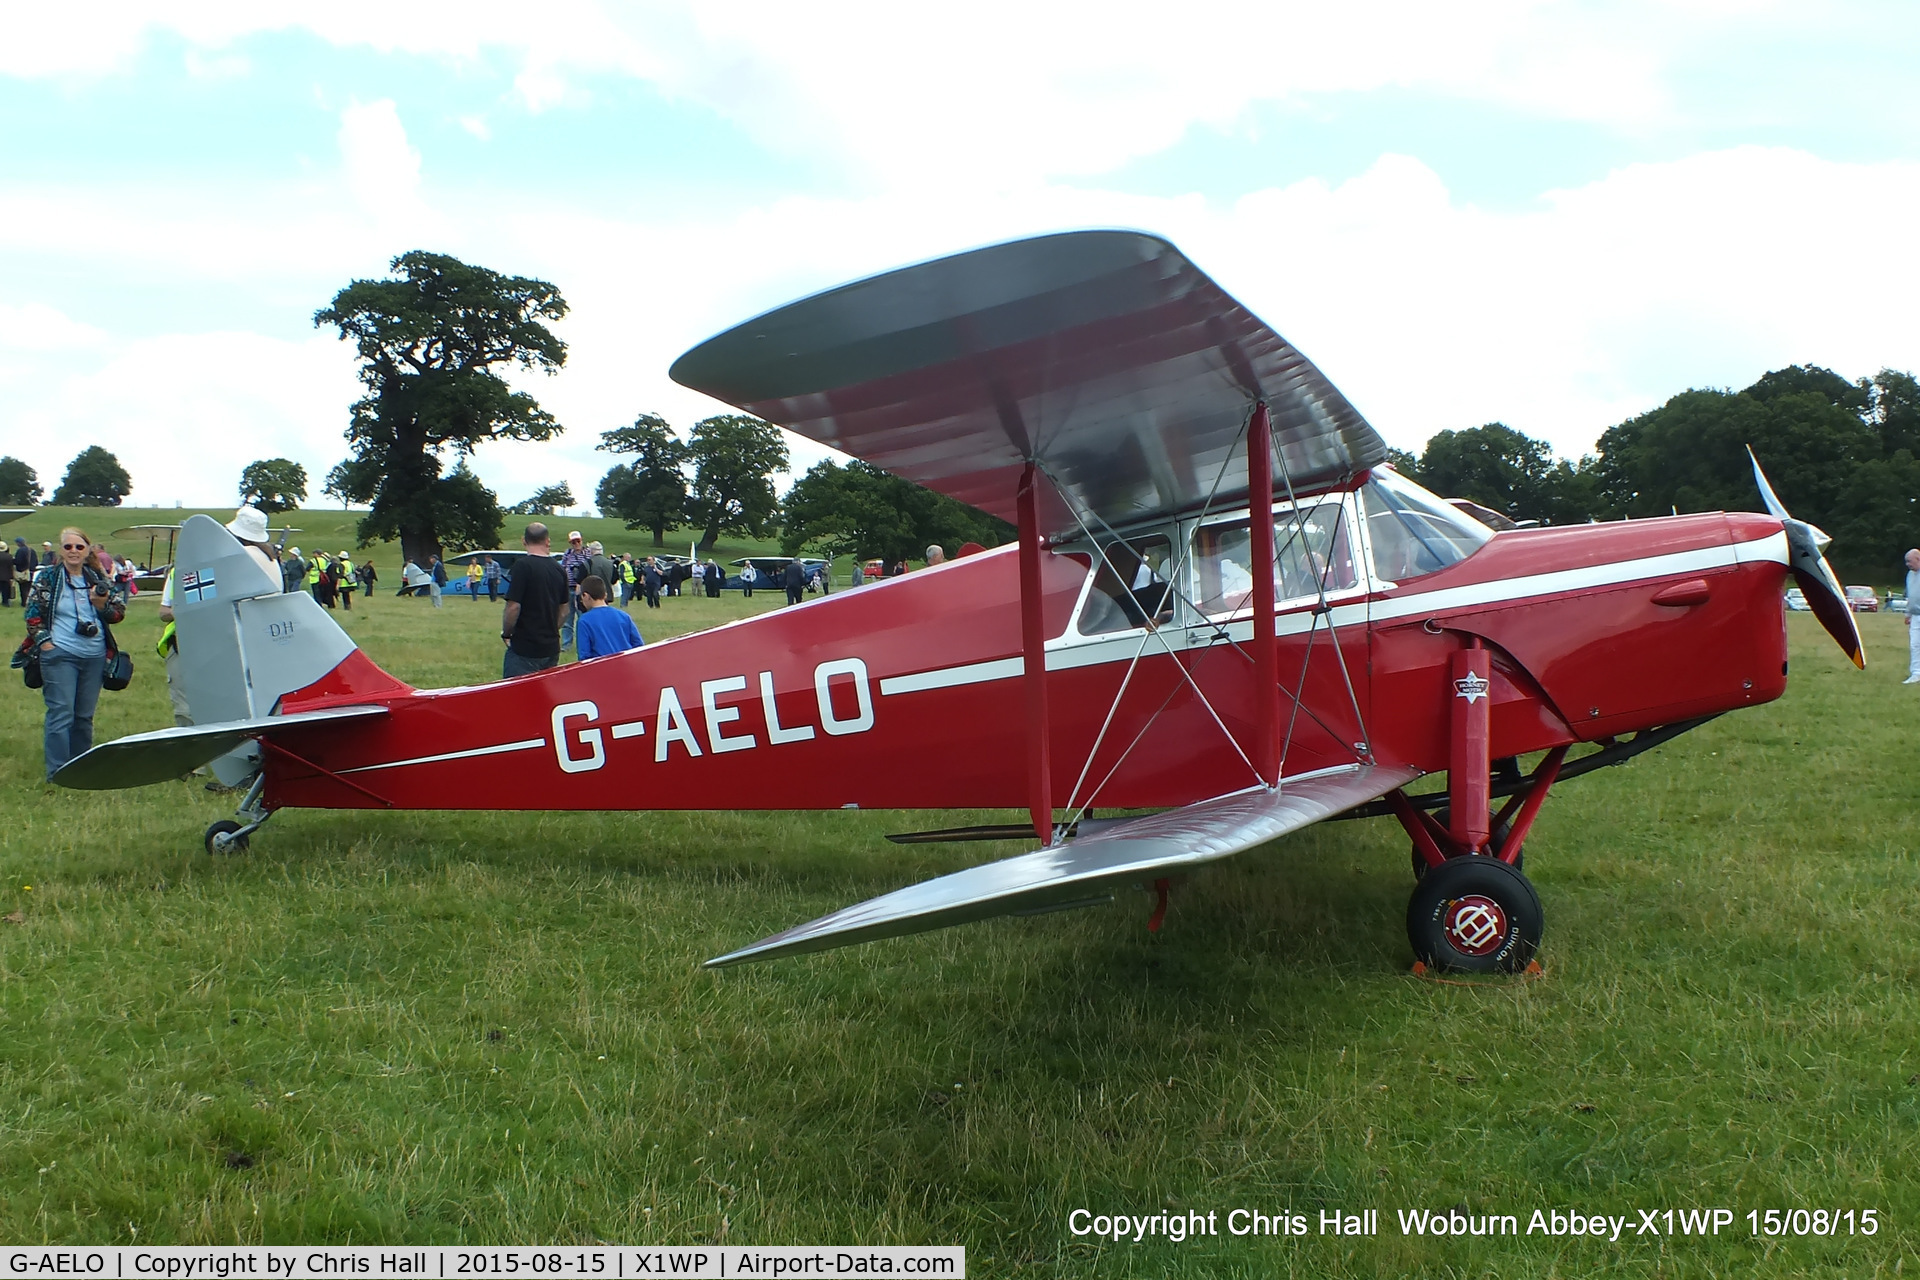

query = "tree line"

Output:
[[306, 250, 1009, 564], [1397, 365, 1918, 575], [0, 446, 132, 507], [10, 246, 1911, 580]]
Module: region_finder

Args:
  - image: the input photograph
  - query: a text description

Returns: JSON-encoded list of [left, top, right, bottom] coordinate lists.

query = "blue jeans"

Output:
[[41, 646, 106, 779], [503, 648, 558, 679]]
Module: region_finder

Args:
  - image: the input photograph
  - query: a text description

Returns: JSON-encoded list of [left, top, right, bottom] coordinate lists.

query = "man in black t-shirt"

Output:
[[501, 523, 570, 679]]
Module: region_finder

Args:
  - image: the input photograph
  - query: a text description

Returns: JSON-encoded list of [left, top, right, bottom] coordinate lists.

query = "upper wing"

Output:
[[706, 762, 1422, 967], [670, 230, 1388, 540]]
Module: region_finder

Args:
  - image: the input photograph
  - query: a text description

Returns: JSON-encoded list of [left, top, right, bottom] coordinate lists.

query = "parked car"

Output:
[[1887, 593, 1908, 615], [1784, 588, 1809, 611], [1844, 585, 1879, 612]]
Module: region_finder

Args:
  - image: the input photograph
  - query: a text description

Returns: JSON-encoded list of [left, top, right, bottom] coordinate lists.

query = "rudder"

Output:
[[171, 516, 409, 782]]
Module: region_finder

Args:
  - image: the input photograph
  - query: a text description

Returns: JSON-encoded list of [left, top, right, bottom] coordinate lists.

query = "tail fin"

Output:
[[171, 515, 410, 783]]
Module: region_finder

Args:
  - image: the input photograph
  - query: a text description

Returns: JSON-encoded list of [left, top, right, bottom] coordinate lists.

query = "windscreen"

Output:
[[1361, 468, 1493, 583]]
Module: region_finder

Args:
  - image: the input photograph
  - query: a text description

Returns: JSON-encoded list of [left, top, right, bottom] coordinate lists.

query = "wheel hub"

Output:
[[1444, 895, 1508, 956]]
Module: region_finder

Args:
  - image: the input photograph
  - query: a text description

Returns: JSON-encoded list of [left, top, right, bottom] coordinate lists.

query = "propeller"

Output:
[[1747, 445, 1865, 669]]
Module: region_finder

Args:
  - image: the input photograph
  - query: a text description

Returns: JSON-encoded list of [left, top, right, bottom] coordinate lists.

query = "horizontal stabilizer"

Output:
[[706, 762, 1421, 967], [53, 705, 389, 790]]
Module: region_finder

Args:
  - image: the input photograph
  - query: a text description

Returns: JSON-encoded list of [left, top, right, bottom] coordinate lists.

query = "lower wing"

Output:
[[707, 761, 1423, 967]]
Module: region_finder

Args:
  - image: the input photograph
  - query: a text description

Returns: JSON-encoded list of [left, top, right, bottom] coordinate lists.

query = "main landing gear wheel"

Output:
[[1407, 855, 1542, 974], [1411, 806, 1520, 881], [205, 819, 249, 856]]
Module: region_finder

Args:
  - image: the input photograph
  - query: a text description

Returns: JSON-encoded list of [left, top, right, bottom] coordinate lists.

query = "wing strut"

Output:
[[1246, 401, 1280, 787], [1016, 462, 1054, 843]]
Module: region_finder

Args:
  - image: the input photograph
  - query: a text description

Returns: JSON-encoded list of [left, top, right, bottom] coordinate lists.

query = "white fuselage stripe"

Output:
[[340, 737, 548, 774], [876, 532, 1789, 698], [878, 657, 1024, 696]]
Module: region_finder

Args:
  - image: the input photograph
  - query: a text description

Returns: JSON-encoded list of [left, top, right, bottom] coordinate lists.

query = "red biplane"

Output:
[[57, 231, 1863, 973]]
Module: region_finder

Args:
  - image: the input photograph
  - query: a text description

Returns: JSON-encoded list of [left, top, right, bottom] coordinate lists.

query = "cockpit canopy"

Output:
[[1069, 467, 1494, 636], [1360, 466, 1493, 584]]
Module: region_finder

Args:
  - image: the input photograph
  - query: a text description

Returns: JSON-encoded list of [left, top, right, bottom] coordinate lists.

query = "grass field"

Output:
[[0, 582, 1916, 1276]]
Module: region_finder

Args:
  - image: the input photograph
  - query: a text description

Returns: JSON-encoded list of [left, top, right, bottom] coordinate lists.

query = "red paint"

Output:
[[1650, 578, 1712, 607], [1499, 746, 1567, 864], [1447, 643, 1491, 852], [1247, 403, 1279, 786], [1390, 789, 1452, 871], [1147, 877, 1171, 932], [258, 493, 1803, 832], [1017, 464, 1053, 842]]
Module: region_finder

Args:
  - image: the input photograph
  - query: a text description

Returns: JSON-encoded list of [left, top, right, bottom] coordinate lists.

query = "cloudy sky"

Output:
[[3, 1, 1918, 510]]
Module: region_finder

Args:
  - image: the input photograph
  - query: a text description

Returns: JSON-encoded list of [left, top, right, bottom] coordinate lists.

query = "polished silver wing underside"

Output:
[[53, 705, 389, 789], [671, 230, 1389, 540], [706, 762, 1422, 967]]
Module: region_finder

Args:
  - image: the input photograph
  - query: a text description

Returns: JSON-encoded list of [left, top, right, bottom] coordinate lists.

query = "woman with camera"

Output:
[[22, 526, 128, 780]]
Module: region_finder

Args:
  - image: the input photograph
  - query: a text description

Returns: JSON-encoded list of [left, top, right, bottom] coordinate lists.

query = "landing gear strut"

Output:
[[204, 771, 274, 856], [1387, 746, 1563, 971]]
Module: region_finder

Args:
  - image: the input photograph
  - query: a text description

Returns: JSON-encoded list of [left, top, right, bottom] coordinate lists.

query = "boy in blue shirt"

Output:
[[573, 575, 644, 661]]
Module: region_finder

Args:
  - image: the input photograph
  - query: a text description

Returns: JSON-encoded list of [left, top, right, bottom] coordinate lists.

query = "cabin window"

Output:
[[1078, 535, 1175, 635], [1360, 468, 1493, 584], [1192, 497, 1358, 617]]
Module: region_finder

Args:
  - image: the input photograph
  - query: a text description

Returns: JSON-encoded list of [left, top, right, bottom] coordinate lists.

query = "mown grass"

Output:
[[0, 592, 1915, 1276]]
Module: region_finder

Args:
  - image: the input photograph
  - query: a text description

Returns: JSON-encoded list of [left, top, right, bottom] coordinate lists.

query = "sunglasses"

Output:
[[62, 543, 89, 551]]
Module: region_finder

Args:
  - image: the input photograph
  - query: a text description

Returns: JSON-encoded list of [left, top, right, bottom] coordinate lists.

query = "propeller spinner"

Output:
[[1747, 446, 1865, 669]]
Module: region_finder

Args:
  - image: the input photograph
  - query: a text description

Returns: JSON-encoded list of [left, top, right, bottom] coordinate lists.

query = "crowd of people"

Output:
[[9, 502, 957, 780], [282, 544, 377, 610]]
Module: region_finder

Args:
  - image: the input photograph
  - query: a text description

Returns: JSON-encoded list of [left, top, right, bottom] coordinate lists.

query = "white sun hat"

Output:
[[226, 506, 269, 543]]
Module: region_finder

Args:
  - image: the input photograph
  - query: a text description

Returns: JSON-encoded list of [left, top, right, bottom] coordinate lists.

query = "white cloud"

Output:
[[2, 331, 361, 510], [0, 303, 108, 352], [338, 99, 426, 223], [182, 47, 250, 79], [11, 144, 1918, 508], [4, 1, 1878, 188]]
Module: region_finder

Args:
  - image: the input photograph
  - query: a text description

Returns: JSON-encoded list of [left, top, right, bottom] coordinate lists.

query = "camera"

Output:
[[77, 620, 99, 638]]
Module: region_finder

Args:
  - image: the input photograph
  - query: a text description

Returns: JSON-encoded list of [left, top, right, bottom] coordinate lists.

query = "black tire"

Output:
[[1407, 855, 1542, 974], [205, 819, 248, 856], [1411, 805, 1520, 880]]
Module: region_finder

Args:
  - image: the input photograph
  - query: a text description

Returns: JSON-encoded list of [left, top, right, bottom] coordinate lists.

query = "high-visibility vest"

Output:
[[306, 561, 321, 586], [621, 561, 636, 584]]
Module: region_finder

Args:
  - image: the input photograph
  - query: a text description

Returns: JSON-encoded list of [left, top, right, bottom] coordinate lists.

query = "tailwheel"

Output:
[[205, 819, 249, 856], [1407, 855, 1542, 974]]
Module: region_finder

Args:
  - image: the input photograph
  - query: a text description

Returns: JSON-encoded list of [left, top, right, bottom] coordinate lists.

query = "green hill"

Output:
[[1, 506, 833, 578]]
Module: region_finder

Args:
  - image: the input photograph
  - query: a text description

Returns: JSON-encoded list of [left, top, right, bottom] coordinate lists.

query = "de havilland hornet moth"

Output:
[[55, 231, 1864, 973]]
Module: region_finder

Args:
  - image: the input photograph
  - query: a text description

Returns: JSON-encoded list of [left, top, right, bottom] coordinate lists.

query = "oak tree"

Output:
[[596, 413, 689, 547], [52, 446, 131, 507], [315, 251, 566, 563], [239, 458, 308, 514], [686, 414, 787, 553], [0, 456, 42, 506]]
